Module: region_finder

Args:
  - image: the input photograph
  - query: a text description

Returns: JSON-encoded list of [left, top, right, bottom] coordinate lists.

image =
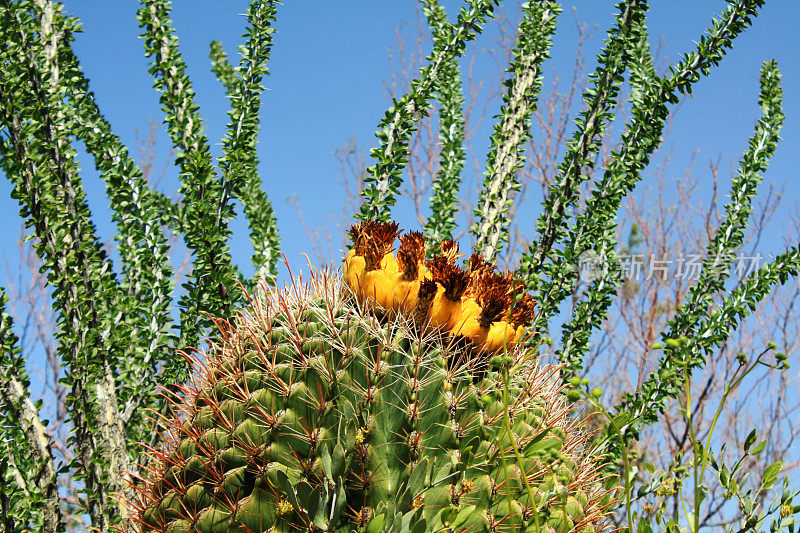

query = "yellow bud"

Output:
[[355, 428, 367, 444], [486, 321, 516, 353], [277, 499, 293, 516], [344, 250, 365, 292], [428, 285, 455, 329]]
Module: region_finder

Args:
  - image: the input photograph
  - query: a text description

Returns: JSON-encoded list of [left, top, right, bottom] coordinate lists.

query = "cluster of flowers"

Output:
[[343, 221, 536, 353]]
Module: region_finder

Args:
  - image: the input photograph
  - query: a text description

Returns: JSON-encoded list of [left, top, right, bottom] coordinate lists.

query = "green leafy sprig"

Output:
[[517, 0, 647, 282], [54, 9, 178, 436], [0, 1, 131, 526], [216, 0, 281, 283], [524, 0, 769, 377], [358, 0, 498, 222], [138, 0, 242, 351], [421, 0, 468, 247], [471, 0, 561, 262], [0, 289, 62, 532]]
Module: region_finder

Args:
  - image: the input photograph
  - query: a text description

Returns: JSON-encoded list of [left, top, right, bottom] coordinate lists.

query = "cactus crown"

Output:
[[132, 261, 610, 532]]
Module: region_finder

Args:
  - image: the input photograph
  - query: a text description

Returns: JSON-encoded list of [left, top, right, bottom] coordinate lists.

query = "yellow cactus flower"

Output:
[[344, 221, 535, 353], [448, 297, 481, 334], [486, 320, 517, 353]]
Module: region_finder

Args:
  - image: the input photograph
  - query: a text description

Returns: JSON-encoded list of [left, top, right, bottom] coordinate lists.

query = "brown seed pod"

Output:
[[439, 239, 462, 264], [510, 292, 537, 328], [397, 231, 426, 281]]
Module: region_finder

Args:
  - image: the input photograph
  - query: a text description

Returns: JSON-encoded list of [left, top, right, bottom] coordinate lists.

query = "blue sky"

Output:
[[1, 0, 797, 285]]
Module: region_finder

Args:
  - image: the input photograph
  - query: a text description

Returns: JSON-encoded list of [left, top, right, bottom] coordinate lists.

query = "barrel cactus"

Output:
[[131, 222, 609, 533]]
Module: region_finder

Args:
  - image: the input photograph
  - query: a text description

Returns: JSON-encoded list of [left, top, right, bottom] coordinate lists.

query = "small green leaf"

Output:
[[330, 477, 346, 525], [749, 440, 767, 456], [460, 445, 475, 468], [526, 436, 563, 456], [409, 457, 429, 495], [720, 465, 730, 487], [433, 462, 452, 485], [275, 470, 300, 511], [743, 429, 757, 453], [296, 481, 314, 508], [306, 485, 326, 529], [609, 413, 630, 433], [331, 443, 346, 478], [321, 445, 333, 480], [762, 461, 782, 491], [366, 513, 385, 533], [697, 484, 708, 506], [729, 477, 739, 496], [411, 518, 428, 533], [452, 505, 476, 529], [439, 506, 458, 526]]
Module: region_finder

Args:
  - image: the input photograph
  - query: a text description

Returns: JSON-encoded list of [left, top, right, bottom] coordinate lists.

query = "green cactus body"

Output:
[[133, 264, 609, 532]]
